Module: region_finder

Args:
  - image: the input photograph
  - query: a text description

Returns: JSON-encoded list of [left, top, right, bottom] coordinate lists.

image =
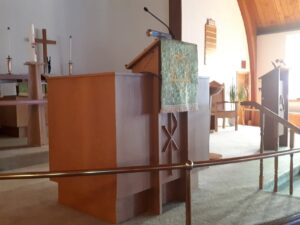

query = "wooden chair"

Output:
[[210, 81, 238, 132]]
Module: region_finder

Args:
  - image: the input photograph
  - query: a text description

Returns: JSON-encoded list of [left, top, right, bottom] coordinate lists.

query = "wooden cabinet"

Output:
[[0, 96, 28, 137]]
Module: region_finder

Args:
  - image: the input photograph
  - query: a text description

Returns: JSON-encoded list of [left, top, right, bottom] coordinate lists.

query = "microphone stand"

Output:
[[144, 7, 175, 39]]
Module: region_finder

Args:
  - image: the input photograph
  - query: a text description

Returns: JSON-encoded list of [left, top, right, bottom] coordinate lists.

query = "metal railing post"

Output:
[[274, 156, 278, 192], [259, 112, 265, 189], [290, 153, 294, 195], [185, 160, 194, 225], [290, 130, 295, 149]]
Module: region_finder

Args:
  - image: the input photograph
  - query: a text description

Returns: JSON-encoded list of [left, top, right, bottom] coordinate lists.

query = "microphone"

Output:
[[146, 29, 172, 40], [143, 7, 175, 39]]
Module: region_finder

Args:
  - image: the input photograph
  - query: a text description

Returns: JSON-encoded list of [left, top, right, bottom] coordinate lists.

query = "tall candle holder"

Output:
[[68, 61, 73, 75], [68, 35, 73, 75], [7, 55, 12, 74]]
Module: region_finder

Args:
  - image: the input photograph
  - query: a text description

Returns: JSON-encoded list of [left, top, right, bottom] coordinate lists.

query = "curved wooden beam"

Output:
[[237, 0, 257, 102]]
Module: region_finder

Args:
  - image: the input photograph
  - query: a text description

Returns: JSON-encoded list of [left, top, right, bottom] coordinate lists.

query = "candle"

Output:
[[30, 24, 37, 62], [69, 35, 72, 62], [7, 26, 11, 57], [30, 24, 35, 43]]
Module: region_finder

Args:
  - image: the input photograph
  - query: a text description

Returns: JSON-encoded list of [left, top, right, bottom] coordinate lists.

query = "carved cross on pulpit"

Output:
[[35, 29, 56, 74], [162, 113, 179, 175]]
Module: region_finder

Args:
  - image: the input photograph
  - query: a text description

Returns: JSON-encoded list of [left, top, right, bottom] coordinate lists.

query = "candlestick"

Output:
[[7, 26, 11, 57], [7, 56, 12, 74], [30, 24, 37, 62], [68, 61, 73, 75], [69, 35, 72, 62]]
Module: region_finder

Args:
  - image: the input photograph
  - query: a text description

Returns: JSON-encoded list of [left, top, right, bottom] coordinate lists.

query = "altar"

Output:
[[48, 40, 210, 224]]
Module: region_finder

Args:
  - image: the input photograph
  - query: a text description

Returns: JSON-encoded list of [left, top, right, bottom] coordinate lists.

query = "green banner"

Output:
[[160, 39, 199, 113]]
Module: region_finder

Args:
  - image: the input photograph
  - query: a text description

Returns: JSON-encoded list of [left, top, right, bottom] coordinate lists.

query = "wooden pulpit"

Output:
[[48, 40, 209, 224], [260, 67, 289, 150]]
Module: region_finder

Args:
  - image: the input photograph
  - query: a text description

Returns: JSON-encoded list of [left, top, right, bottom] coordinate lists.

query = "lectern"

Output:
[[260, 67, 289, 150], [48, 40, 209, 224]]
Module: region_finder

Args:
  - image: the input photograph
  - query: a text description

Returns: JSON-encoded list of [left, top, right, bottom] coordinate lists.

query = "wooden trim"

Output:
[[257, 22, 300, 35], [237, 0, 257, 102], [47, 72, 150, 80], [0, 99, 46, 106], [169, 0, 182, 41], [0, 74, 28, 80], [125, 40, 160, 69]]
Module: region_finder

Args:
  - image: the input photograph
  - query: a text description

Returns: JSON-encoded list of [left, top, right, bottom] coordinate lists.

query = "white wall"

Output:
[[257, 30, 300, 102], [0, 0, 169, 75], [257, 32, 287, 78], [182, 0, 249, 96]]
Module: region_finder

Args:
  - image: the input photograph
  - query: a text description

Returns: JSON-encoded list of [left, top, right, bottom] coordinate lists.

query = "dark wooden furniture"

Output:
[[0, 74, 28, 137], [0, 96, 28, 137], [260, 67, 289, 150], [0, 70, 47, 143], [210, 81, 238, 131], [48, 40, 210, 224]]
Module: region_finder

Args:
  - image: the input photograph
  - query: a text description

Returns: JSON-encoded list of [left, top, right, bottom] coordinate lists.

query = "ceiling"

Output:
[[243, 0, 300, 34]]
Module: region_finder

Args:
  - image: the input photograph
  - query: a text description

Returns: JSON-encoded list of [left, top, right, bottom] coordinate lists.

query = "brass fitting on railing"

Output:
[[185, 160, 194, 170]]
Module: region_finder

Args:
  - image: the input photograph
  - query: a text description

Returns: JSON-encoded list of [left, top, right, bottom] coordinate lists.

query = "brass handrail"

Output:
[[241, 101, 300, 134], [0, 148, 300, 225], [241, 101, 300, 193], [1, 148, 300, 180]]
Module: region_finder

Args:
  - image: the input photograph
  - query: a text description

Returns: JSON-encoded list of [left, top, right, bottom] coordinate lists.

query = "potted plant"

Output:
[[237, 87, 248, 103], [228, 83, 237, 126], [229, 83, 236, 103]]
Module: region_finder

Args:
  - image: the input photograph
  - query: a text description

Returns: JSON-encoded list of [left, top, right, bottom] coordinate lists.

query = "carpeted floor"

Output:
[[0, 135, 27, 150], [1, 125, 300, 225]]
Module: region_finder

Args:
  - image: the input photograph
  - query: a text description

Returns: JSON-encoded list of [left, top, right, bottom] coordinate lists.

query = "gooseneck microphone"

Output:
[[144, 7, 175, 39], [146, 29, 172, 40]]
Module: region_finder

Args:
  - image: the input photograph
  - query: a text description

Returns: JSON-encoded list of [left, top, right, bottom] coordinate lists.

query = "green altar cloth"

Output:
[[160, 39, 198, 113]]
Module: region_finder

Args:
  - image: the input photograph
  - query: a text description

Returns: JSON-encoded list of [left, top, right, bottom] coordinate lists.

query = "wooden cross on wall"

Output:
[[35, 29, 56, 74]]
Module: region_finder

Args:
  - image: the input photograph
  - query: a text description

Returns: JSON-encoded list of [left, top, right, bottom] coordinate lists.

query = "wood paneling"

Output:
[[169, 0, 182, 41], [48, 73, 118, 223], [238, 0, 258, 102]]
